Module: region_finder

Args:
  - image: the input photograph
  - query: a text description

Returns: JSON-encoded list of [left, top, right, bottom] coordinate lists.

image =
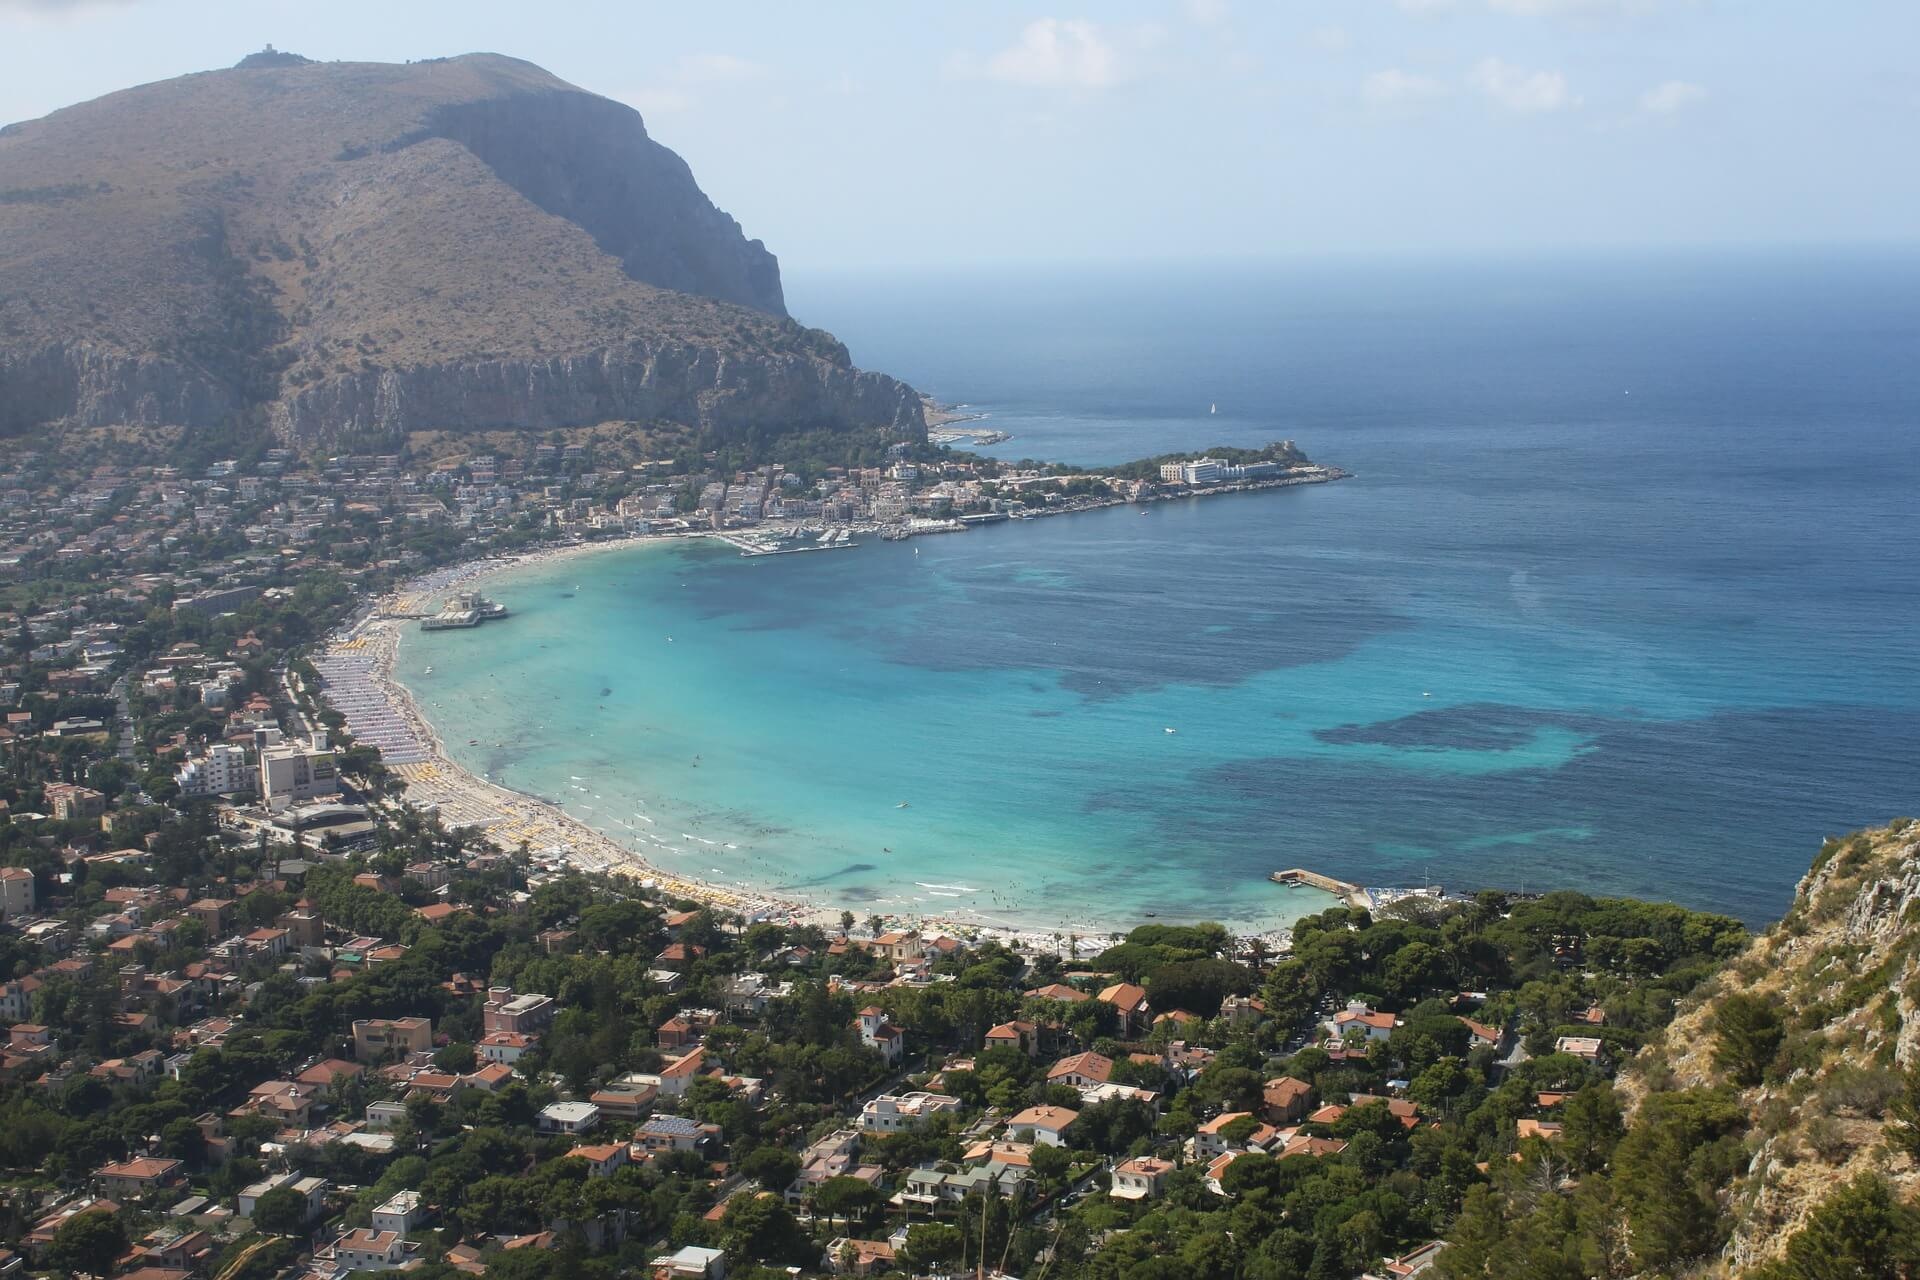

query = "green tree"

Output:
[[250, 1184, 311, 1236], [812, 1174, 883, 1229], [48, 1209, 129, 1278], [901, 1222, 964, 1271], [738, 1146, 800, 1192], [1751, 1175, 1920, 1280], [722, 1193, 809, 1267], [1711, 993, 1783, 1086], [1888, 1064, 1920, 1161], [1558, 1084, 1624, 1172]]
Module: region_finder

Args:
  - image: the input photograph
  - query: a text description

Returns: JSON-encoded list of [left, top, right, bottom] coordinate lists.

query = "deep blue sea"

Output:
[[401, 252, 1920, 932]]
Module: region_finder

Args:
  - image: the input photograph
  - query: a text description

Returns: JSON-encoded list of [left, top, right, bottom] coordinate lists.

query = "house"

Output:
[[482, 988, 555, 1035], [371, 1189, 426, 1235], [1024, 982, 1089, 1003], [860, 1091, 961, 1133], [650, 1244, 727, 1279], [1517, 1118, 1565, 1143], [902, 1163, 1031, 1205], [1362, 1241, 1448, 1280], [589, 1076, 659, 1121], [1006, 1104, 1078, 1147], [1332, 1002, 1398, 1043], [1220, 994, 1268, 1026], [333, 1228, 407, 1272], [635, 1113, 719, 1155], [983, 1019, 1038, 1057], [0, 867, 34, 919], [568, 1142, 632, 1178], [1554, 1036, 1607, 1064], [237, 1173, 325, 1223], [1097, 982, 1150, 1036], [654, 943, 706, 971], [786, 1130, 883, 1205], [870, 930, 924, 962], [352, 1017, 431, 1061], [295, 1058, 364, 1090], [1110, 1155, 1175, 1200], [1047, 1051, 1113, 1088], [98, 1157, 184, 1199], [825, 1237, 895, 1276], [536, 1101, 600, 1135], [1457, 1017, 1502, 1050], [1195, 1112, 1278, 1161], [657, 1015, 700, 1051], [1263, 1076, 1314, 1125], [479, 1030, 534, 1066], [1347, 1094, 1422, 1129], [856, 1007, 904, 1066], [1279, 1134, 1349, 1160], [236, 1079, 321, 1127], [658, 1046, 708, 1097], [1076, 1080, 1163, 1112]]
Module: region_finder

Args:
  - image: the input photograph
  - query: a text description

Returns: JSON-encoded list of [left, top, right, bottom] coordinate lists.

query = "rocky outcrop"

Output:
[[269, 340, 925, 446]]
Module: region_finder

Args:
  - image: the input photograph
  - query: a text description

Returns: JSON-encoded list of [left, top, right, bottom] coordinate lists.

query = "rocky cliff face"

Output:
[[0, 52, 921, 446], [1625, 819, 1920, 1272], [267, 338, 925, 446]]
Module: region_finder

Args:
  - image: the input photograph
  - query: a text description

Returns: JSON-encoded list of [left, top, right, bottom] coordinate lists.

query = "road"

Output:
[[109, 675, 136, 763]]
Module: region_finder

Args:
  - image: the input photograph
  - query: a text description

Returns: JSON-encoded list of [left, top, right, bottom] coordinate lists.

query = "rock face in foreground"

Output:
[[1625, 818, 1920, 1272], [0, 52, 923, 445]]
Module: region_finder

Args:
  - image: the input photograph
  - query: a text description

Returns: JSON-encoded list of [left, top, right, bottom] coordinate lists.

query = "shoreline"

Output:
[[319, 472, 1360, 948], [339, 549, 1263, 949]]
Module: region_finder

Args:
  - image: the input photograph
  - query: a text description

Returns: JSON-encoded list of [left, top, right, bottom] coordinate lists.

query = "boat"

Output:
[[896, 802, 910, 809], [423, 665, 433, 674], [467, 738, 479, 745], [1210, 403, 1217, 414], [1164, 727, 1178, 734]]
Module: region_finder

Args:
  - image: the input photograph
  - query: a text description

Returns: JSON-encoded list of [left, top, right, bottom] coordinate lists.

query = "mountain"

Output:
[[0, 51, 924, 447]]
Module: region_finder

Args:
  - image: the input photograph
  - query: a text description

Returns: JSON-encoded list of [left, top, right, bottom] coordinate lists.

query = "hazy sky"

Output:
[[3, 1, 1916, 269]]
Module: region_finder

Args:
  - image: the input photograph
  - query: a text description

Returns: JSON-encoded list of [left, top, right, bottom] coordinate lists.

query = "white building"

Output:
[[860, 1091, 962, 1133], [333, 1228, 407, 1272], [537, 1101, 601, 1134], [650, 1244, 727, 1279], [237, 1172, 326, 1223], [257, 729, 341, 811], [0, 867, 34, 920], [176, 743, 254, 798], [1159, 457, 1225, 485], [371, 1189, 425, 1237]]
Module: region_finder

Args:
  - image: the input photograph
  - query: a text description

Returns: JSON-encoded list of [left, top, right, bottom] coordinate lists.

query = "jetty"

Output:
[[420, 590, 510, 631], [1271, 867, 1371, 910]]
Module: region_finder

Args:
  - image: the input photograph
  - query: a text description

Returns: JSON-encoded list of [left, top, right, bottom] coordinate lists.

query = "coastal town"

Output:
[[0, 428, 1776, 1279]]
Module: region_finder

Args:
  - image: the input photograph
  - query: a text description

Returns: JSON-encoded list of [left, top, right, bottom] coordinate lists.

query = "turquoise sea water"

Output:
[[397, 253, 1920, 932]]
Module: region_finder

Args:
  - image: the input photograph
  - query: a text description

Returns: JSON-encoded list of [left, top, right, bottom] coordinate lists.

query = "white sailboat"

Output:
[[1209, 402, 1217, 414]]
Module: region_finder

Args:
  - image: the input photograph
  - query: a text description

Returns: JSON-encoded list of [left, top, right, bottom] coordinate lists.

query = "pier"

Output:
[[1271, 867, 1371, 910]]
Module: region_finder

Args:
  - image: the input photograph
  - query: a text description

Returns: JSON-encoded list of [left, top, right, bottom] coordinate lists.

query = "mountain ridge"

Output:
[[0, 51, 925, 447]]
